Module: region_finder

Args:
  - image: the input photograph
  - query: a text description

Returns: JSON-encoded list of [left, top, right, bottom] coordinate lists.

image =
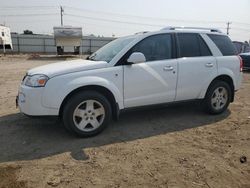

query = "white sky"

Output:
[[0, 0, 249, 41]]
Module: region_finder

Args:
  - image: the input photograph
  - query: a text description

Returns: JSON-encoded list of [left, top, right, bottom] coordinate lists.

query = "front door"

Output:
[[123, 34, 178, 108]]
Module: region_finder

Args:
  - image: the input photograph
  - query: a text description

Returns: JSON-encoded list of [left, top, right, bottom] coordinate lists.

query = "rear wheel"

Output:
[[62, 91, 112, 137], [203, 81, 232, 114]]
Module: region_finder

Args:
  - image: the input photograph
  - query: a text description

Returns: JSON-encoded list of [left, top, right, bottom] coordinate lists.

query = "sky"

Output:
[[0, 0, 250, 41]]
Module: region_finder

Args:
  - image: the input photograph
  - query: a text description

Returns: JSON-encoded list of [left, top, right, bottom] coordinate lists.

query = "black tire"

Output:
[[62, 91, 112, 137], [203, 81, 232, 114]]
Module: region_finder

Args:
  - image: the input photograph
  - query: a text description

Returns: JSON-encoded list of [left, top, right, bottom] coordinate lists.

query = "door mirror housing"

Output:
[[127, 52, 146, 64]]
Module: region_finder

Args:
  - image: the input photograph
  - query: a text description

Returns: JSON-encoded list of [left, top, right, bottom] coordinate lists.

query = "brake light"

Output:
[[238, 55, 243, 72]]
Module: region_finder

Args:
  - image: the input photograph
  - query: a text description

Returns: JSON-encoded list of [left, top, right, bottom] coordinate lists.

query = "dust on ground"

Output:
[[0, 55, 249, 188]]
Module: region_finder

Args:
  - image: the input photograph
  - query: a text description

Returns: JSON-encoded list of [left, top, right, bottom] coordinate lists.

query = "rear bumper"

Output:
[[17, 84, 59, 116]]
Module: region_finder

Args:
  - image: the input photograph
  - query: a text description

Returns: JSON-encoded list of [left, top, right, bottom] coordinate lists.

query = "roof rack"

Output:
[[161, 26, 222, 33], [135, 31, 149, 35]]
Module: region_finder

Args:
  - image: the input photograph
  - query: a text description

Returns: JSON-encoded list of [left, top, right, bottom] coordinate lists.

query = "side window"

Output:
[[131, 34, 172, 62], [1, 32, 4, 37], [178, 33, 212, 57], [208, 34, 237, 56]]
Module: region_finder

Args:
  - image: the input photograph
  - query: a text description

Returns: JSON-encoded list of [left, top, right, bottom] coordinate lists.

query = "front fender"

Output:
[[42, 75, 123, 112]]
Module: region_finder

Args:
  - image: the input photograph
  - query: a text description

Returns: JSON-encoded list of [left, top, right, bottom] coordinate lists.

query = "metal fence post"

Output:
[[43, 38, 46, 53], [3, 39, 6, 55], [17, 35, 20, 53], [90, 39, 92, 54], [81, 39, 83, 55]]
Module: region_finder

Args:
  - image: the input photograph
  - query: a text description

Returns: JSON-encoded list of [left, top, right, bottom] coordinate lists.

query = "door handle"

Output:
[[205, 63, 214, 67], [163, 66, 174, 71]]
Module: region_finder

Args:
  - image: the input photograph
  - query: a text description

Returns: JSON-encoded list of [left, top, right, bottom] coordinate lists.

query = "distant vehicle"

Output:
[[240, 52, 250, 70], [233, 41, 250, 54], [54, 26, 82, 55], [17, 27, 243, 137], [0, 25, 12, 52], [233, 41, 250, 70]]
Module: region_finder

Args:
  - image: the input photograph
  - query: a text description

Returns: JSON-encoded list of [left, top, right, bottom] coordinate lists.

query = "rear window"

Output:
[[208, 34, 237, 56], [177, 33, 212, 58]]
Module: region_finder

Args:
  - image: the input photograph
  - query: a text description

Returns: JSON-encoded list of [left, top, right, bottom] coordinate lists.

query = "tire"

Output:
[[62, 91, 112, 137], [203, 81, 232, 114]]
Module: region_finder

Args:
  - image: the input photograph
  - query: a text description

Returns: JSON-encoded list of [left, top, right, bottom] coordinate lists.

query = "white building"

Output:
[[0, 25, 12, 52], [53, 26, 82, 55]]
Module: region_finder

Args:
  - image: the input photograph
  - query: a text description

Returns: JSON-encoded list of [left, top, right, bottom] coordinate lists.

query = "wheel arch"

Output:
[[59, 85, 120, 120], [206, 75, 235, 102]]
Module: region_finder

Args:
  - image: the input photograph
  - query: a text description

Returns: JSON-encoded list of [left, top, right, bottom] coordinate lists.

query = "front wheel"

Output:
[[203, 81, 232, 114], [62, 91, 112, 137]]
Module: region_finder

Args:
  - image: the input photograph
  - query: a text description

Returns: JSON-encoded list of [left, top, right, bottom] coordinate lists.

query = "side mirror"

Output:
[[127, 52, 146, 64]]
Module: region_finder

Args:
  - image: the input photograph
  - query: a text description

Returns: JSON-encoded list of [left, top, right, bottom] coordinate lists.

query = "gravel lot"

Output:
[[0, 55, 250, 188]]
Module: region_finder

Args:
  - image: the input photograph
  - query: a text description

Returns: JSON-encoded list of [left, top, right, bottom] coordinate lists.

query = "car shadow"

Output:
[[0, 102, 230, 163], [243, 70, 250, 74]]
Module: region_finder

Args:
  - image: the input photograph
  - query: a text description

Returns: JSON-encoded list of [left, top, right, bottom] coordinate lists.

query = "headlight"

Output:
[[23, 74, 49, 87]]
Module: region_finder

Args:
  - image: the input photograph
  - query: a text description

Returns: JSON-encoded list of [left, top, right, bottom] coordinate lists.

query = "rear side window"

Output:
[[208, 34, 237, 56], [177, 33, 212, 58], [131, 34, 172, 62]]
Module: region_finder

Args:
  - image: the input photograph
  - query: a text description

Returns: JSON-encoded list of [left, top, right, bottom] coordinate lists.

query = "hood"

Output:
[[240, 52, 250, 56], [27, 59, 108, 77]]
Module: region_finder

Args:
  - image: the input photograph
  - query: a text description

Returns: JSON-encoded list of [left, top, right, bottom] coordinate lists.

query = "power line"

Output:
[[0, 13, 59, 17], [0, 6, 57, 9], [65, 13, 165, 27], [1, 5, 249, 27], [64, 18, 142, 31], [65, 14, 249, 34], [1, 5, 249, 28], [65, 6, 226, 24], [64, 13, 235, 32], [232, 27, 250, 32], [1, 19, 59, 23], [1, 5, 249, 38], [233, 22, 250, 27]]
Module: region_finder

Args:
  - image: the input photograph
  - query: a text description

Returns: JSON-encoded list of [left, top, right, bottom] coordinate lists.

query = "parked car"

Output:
[[240, 52, 250, 70], [17, 27, 243, 137], [233, 41, 250, 54]]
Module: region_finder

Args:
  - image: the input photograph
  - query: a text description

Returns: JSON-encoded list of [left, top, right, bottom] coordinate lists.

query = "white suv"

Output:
[[17, 27, 243, 137]]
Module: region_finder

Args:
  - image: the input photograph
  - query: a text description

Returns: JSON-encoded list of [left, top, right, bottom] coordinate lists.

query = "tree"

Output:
[[23, 30, 33, 35]]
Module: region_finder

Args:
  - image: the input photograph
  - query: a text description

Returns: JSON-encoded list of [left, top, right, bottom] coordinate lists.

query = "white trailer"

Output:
[[53, 26, 82, 55], [0, 25, 12, 53]]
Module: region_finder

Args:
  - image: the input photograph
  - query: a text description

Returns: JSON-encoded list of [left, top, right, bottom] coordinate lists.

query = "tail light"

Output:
[[238, 55, 243, 72]]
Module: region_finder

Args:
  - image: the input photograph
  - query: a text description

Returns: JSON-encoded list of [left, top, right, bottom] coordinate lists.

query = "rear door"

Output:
[[207, 34, 241, 90], [175, 33, 217, 101]]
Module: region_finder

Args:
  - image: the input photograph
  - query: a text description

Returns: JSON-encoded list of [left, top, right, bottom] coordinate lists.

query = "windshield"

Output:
[[88, 36, 136, 63]]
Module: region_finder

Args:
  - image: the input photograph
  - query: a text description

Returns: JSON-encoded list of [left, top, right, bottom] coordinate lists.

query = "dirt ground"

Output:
[[0, 54, 249, 188]]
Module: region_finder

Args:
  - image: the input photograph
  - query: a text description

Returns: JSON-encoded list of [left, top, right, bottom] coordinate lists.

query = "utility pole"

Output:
[[60, 6, 64, 26], [226, 21, 232, 35]]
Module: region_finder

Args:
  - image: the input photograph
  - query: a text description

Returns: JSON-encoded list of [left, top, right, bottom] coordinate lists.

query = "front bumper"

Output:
[[243, 65, 250, 70], [17, 84, 59, 116]]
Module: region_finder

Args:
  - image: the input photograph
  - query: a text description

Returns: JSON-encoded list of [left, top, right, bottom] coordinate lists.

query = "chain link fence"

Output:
[[3, 33, 114, 54]]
